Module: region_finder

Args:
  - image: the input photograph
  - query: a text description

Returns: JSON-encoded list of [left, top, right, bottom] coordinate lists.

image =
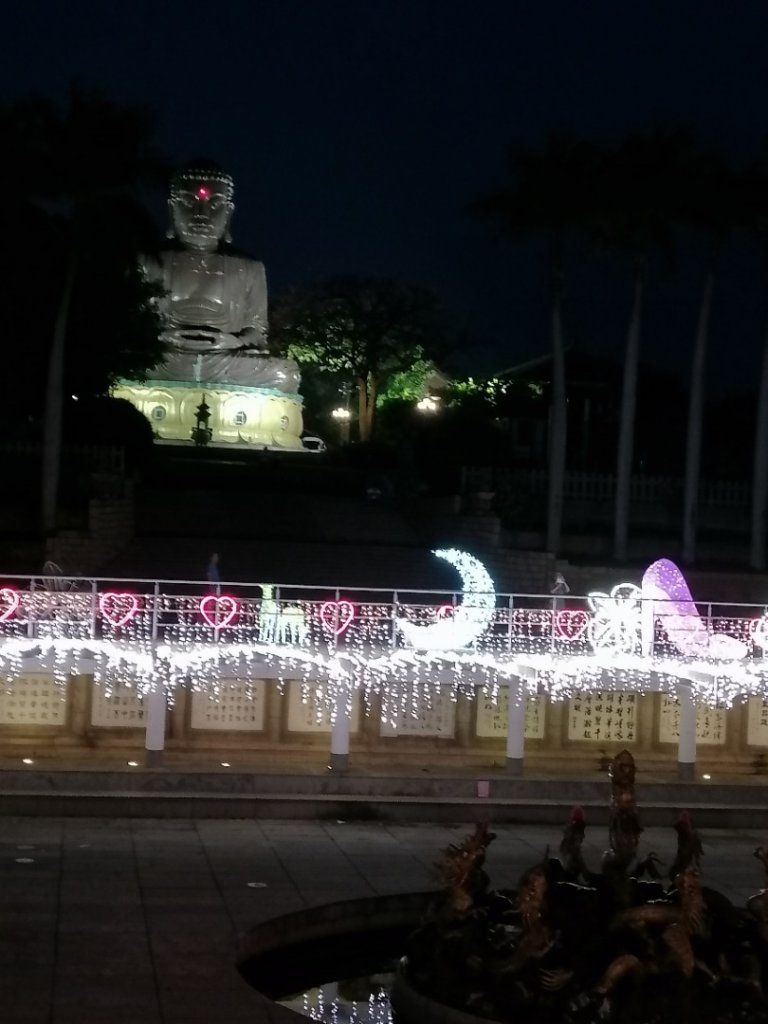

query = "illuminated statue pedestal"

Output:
[[114, 163, 306, 450], [113, 379, 304, 449]]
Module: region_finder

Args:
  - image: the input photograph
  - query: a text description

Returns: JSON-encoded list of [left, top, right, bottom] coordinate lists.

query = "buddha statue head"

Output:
[[169, 163, 235, 253]]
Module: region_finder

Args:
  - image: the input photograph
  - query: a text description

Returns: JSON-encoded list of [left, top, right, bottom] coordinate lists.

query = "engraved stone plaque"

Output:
[[190, 679, 266, 731], [286, 681, 360, 733], [659, 694, 726, 745], [747, 697, 768, 747], [0, 673, 66, 726], [567, 691, 637, 743], [380, 690, 456, 737], [475, 690, 546, 739], [91, 681, 145, 728]]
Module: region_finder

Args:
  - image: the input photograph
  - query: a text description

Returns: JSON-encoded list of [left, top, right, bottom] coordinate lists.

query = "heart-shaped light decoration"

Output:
[[0, 587, 20, 623], [99, 592, 140, 628], [320, 599, 355, 636], [555, 608, 589, 641], [200, 595, 239, 628]]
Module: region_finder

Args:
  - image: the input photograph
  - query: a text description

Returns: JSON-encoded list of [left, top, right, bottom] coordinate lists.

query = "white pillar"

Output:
[[144, 680, 166, 768], [144, 588, 165, 768], [677, 679, 696, 781], [329, 684, 351, 773], [640, 596, 655, 657], [506, 677, 526, 775]]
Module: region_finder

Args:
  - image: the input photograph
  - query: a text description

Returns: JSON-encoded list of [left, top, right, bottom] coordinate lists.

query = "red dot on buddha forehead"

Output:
[[196, 186, 210, 198]]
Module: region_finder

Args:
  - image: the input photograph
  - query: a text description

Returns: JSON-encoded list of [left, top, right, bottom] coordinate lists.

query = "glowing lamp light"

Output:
[[417, 396, 439, 414], [196, 186, 210, 199], [331, 407, 351, 421]]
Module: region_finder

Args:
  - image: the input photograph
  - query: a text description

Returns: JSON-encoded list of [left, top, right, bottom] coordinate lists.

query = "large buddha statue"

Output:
[[114, 164, 303, 448]]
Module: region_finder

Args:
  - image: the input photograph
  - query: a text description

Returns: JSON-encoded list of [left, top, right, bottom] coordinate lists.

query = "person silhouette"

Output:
[[551, 572, 569, 610]]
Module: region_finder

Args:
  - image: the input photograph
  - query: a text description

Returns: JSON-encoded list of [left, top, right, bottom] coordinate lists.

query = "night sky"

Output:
[[4, 1, 768, 390]]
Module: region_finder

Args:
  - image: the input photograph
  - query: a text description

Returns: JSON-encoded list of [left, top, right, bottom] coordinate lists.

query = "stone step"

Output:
[[1, 787, 766, 826], [1, 769, 766, 803]]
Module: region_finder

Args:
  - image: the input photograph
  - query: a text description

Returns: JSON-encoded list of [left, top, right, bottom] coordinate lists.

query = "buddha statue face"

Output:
[[169, 169, 234, 253]]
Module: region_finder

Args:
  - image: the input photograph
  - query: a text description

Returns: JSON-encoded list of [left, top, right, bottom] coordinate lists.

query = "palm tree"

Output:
[[743, 149, 768, 569], [0, 85, 167, 534], [592, 128, 696, 562], [753, 328, 768, 570], [681, 268, 713, 564], [472, 136, 604, 555], [680, 151, 736, 564]]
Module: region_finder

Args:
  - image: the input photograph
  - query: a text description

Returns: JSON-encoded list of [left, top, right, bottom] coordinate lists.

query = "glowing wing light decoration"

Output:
[[641, 557, 747, 660], [395, 548, 496, 651]]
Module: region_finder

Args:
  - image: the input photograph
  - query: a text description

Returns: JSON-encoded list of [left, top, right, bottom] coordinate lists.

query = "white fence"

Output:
[[466, 468, 751, 508]]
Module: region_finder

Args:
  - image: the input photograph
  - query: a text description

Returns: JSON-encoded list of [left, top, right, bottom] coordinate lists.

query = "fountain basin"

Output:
[[237, 892, 432, 1021]]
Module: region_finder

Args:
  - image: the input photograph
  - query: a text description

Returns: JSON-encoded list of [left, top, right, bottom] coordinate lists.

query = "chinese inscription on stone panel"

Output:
[[91, 681, 145, 728], [0, 674, 66, 726], [190, 679, 266, 731], [658, 695, 726, 745], [379, 690, 456, 737], [286, 681, 360, 733], [747, 697, 768, 747], [567, 691, 637, 743], [475, 690, 546, 739]]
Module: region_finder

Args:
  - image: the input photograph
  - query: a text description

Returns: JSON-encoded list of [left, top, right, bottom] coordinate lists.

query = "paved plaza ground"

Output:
[[2, 815, 768, 1023]]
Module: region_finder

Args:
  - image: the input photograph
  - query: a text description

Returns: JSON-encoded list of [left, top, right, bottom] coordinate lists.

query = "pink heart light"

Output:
[[0, 587, 20, 623], [555, 609, 589, 641], [99, 592, 140, 628], [200, 595, 239, 628], [320, 599, 355, 636]]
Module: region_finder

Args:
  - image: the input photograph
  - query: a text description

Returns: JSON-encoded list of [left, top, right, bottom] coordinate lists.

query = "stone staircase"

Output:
[[1, 768, 767, 826]]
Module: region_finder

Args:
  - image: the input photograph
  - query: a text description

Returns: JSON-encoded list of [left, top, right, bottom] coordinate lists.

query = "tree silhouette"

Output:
[[589, 127, 699, 561], [271, 276, 443, 443], [676, 149, 741, 563], [472, 135, 606, 554], [0, 85, 168, 532], [741, 146, 768, 568]]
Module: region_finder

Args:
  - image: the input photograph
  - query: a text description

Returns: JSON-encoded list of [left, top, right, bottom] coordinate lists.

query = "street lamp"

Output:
[[331, 406, 352, 444], [416, 396, 440, 414]]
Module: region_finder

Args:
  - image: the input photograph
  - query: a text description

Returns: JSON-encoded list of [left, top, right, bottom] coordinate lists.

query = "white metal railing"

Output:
[[0, 572, 766, 662], [0, 441, 126, 474], [466, 468, 751, 508]]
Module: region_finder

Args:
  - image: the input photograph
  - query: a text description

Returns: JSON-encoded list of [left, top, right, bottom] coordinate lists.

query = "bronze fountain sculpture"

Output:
[[398, 751, 768, 1024]]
